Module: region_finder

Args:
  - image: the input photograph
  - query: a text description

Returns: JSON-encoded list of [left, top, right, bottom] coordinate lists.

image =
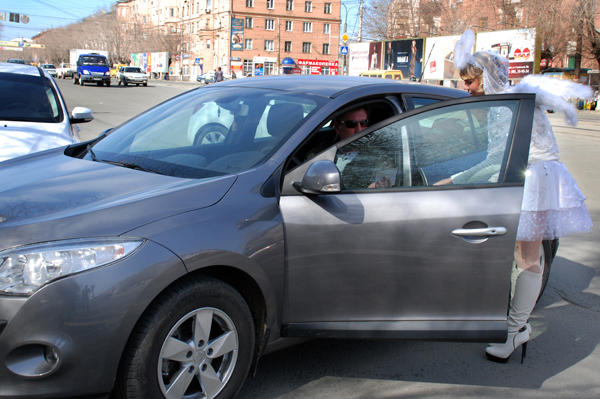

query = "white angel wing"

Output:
[[454, 30, 476, 70], [509, 75, 593, 126]]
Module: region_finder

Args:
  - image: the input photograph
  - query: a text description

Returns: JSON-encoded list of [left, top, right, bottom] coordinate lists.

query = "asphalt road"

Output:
[[57, 79, 600, 399]]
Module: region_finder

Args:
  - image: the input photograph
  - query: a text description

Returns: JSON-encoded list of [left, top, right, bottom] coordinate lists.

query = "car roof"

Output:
[[215, 75, 466, 98], [0, 62, 43, 77]]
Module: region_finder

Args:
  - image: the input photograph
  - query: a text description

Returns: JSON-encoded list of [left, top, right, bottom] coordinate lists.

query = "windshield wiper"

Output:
[[87, 145, 160, 174]]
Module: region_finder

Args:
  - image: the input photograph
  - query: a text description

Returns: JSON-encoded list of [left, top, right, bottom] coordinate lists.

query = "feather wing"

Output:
[[454, 30, 476, 70], [509, 75, 593, 126]]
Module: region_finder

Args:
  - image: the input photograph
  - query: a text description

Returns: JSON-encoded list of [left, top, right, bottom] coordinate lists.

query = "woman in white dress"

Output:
[[437, 30, 594, 363]]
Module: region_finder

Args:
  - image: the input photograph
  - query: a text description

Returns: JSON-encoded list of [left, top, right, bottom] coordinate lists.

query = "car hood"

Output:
[[0, 149, 236, 247], [0, 121, 72, 162]]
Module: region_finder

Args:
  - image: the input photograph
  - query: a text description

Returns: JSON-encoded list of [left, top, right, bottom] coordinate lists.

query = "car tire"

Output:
[[143, 83, 148, 87], [80, 76, 85, 86], [118, 79, 121, 86], [124, 81, 128, 86], [114, 276, 254, 399], [97, 82, 103, 86], [136, 84, 139, 87], [106, 81, 111, 87], [194, 124, 228, 145]]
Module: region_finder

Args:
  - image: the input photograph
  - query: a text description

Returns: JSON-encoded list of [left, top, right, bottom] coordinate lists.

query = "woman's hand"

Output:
[[433, 178, 453, 186]]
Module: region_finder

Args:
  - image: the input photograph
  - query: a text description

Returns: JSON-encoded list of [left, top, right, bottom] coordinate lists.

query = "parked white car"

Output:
[[0, 62, 93, 162]]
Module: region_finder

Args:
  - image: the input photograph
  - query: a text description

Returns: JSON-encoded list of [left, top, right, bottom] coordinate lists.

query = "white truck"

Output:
[[68, 49, 109, 78]]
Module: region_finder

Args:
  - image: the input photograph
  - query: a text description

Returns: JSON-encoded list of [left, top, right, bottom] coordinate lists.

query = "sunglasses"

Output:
[[339, 119, 369, 128]]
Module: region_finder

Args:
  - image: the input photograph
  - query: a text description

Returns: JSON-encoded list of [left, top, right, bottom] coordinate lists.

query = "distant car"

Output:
[[196, 71, 230, 84], [0, 75, 557, 399], [40, 63, 57, 77], [6, 58, 26, 64], [117, 66, 148, 86], [0, 62, 94, 162]]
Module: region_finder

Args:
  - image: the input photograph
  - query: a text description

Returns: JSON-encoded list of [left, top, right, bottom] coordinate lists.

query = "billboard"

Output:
[[475, 28, 538, 79], [231, 18, 244, 51], [368, 42, 382, 70], [131, 52, 169, 73], [348, 43, 370, 76], [383, 38, 424, 80], [422, 35, 462, 80]]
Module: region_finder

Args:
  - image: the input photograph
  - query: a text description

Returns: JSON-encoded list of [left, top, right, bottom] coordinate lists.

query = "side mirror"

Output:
[[70, 107, 94, 124], [293, 160, 341, 195]]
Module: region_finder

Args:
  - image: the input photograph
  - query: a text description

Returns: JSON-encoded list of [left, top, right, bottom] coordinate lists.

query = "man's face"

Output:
[[334, 109, 368, 140]]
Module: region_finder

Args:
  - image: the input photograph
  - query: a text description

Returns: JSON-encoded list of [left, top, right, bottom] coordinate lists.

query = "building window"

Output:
[[323, 23, 330, 34], [245, 17, 253, 28], [170, 8, 174, 17], [285, 20, 293, 31], [305, 1, 312, 12], [303, 42, 311, 53], [301, 65, 310, 74], [323, 43, 329, 54], [244, 59, 253, 76], [267, 0, 274, 9], [265, 40, 274, 51], [285, 41, 292, 52], [246, 0, 253, 7], [321, 66, 330, 75], [207, 0, 212, 9], [324, 2, 331, 13], [245, 39, 253, 49], [286, 0, 293, 11], [265, 62, 275, 75], [303, 22, 312, 32], [266, 19, 275, 30]]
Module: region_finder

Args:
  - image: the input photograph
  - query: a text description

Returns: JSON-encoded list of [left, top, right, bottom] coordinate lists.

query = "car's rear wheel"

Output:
[[114, 277, 254, 399], [538, 239, 557, 302]]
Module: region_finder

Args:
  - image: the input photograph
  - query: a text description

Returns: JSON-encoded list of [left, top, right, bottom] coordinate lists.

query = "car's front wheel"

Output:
[[114, 277, 254, 399]]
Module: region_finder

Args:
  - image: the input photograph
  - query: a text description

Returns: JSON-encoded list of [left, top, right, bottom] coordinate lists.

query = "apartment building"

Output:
[[117, 0, 341, 77]]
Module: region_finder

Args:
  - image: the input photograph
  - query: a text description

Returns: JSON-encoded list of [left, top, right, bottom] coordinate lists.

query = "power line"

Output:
[[30, 0, 84, 19]]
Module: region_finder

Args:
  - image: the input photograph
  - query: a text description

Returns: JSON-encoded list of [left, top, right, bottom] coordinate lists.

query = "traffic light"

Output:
[[9, 13, 20, 23]]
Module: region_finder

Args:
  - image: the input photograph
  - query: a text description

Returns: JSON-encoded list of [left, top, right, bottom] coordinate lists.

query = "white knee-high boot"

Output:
[[486, 267, 542, 363]]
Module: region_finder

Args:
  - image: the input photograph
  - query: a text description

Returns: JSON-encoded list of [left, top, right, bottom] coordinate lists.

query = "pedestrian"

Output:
[[231, 71, 237, 79], [215, 67, 224, 83], [438, 29, 593, 363]]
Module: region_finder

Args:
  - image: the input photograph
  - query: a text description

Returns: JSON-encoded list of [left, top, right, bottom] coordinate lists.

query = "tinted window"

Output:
[[0, 73, 63, 123], [412, 97, 441, 108], [88, 87, 326, 179], [124, 67, 143, 73]]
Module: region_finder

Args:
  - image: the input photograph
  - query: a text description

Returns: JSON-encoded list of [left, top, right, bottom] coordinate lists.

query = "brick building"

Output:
[[116, 0, 341, 77]]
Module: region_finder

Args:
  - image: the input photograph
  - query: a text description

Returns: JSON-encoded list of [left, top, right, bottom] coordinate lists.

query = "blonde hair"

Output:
[[459, 64, 484, 93]]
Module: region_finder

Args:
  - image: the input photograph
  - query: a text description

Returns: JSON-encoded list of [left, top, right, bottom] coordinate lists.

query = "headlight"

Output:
[[105, 71, 111, 76], [0, 238, 144, 295], [83, 70, 90, 75]]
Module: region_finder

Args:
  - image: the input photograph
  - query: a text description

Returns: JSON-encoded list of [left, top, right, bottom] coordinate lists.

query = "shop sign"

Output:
[[310, 66, 322, 75], [298, 59, 338, 67]]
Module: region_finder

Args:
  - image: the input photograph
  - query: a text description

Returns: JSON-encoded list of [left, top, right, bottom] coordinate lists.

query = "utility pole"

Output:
[[180, 0, 184, 81], [358, 0, 363, 42]]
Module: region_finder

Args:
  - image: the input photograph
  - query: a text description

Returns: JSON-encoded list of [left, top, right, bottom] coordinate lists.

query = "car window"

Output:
[[88, 87, 326, 179], [0, 74, 63, 123], [335, 99, 519, 190], [81, 56, 108, 66], [411, 97, 441, 108], [125, 67, 143, 73]]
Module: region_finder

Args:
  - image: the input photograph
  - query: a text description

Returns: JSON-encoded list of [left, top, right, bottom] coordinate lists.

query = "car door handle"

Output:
[[451, 227, 507, 237]]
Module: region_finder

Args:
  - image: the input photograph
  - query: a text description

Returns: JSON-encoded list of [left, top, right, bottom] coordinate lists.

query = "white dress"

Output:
[[517, 108, 592, 241]]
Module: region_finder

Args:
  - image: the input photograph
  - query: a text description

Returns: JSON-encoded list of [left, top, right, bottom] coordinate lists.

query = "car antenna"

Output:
[[419, 43, 435, 83]]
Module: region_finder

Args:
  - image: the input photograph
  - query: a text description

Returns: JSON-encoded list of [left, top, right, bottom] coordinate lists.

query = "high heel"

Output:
[[485, 325, 530, 363]]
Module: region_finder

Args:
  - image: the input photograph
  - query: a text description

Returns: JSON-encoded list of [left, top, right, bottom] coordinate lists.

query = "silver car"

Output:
[[117, 66, 148, 86], [40, 63, 57, 77], [0, 76, 549, 399], [0, 62, 93, 162]]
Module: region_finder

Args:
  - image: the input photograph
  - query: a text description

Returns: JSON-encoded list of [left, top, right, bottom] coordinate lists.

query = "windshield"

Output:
[[0, 74, 64, 123], [87, 87, 326, 179], [124, 67, 143, 73], [43, 64, 56, 69], [81, 56, 108, 66]]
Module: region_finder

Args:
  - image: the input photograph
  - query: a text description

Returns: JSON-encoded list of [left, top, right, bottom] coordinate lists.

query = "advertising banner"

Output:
[[231, 18, 244, 51], [475, 28, 538, 79], [383, 38, 424, 80], [152, 52, 168, 73], [422, 35, 462, 80], [348, 42, 369, 76], [142, 53, 148, 71], [231, 61, 243, 75], [368, 42, 382, 71]]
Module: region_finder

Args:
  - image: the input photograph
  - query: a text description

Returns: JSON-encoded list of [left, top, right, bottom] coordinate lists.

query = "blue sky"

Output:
[[0, 0, 116, 41]]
